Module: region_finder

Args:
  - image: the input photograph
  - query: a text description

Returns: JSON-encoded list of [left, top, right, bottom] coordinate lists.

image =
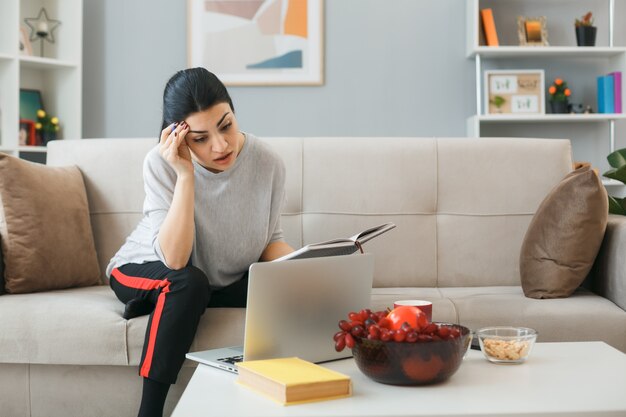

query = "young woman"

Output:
[[106, 67, 293, 417]]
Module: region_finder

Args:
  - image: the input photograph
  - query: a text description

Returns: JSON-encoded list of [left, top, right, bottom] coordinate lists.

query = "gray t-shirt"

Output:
[[105, 133, 286, 289]]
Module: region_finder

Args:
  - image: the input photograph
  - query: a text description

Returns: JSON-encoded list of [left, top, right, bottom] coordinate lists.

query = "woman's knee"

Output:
[[167, 266, 210, 303]]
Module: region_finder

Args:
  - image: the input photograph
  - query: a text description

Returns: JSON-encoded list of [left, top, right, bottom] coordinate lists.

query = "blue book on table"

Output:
[[598, 75, 615, 113]]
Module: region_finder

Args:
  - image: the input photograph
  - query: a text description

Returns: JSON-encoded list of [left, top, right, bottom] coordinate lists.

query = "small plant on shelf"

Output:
[[575, 11, 594, 27], [548, 78, 571, 113], [575, 11, 597, 46], [604, 148, 626, 215], [35, 109, 60, 145]]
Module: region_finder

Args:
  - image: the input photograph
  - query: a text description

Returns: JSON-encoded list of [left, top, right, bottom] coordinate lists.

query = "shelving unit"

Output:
[[466, 0, 625, 189], [0, 0, 82, 162]]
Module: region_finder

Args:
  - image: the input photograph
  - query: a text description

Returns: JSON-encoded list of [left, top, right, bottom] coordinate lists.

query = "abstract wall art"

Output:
[[188, 0, 324, 85]]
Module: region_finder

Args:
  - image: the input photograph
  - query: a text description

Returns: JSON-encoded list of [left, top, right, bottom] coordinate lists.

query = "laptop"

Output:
[[186, 253, 374, 373]]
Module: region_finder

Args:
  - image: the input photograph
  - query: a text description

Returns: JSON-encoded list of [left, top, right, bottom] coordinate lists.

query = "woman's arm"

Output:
[[157, 122, 195, 269], [260, 241, 294, 262]]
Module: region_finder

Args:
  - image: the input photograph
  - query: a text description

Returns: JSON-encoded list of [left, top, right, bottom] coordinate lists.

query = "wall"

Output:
[[82, 0, 626, 172], [82, 0, 474, 139]]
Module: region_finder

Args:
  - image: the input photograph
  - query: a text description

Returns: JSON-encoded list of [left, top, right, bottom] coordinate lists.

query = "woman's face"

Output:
[[183, 102, 244, 173]]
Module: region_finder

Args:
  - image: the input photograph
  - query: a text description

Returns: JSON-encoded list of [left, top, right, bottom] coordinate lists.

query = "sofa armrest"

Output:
[[590, 215, 626, 311]]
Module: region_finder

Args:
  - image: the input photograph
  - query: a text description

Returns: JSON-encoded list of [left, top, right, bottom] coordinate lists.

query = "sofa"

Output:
[[1, 136, 625, 417]]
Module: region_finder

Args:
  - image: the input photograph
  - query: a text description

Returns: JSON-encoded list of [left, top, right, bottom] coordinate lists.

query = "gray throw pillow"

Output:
[[520, 165, 608, 298]]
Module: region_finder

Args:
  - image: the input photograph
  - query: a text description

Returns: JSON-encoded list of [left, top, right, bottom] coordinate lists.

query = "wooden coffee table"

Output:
[[171, 342, 626, 416]]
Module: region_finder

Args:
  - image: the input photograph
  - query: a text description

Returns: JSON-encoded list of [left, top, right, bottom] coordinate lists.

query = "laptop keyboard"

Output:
[[217, 355, 243, 365]]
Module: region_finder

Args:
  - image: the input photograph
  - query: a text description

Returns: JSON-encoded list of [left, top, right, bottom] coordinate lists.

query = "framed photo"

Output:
[[517, 16, 549, 46], [19, 119, 37, 146], [19, 27, 33, 56], [19, 89, 43, 122], [484, 70, 545, 115], [187, 0, 324, 86]]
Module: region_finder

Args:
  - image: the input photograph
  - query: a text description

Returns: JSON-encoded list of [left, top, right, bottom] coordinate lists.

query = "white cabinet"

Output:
[[466, 0, 626, 188], [0, 0, 82, 161]]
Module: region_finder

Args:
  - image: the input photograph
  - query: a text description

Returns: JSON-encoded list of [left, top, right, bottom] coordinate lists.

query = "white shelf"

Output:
[[0, 0, 83, 161], [19, 55, 78, 70], [466, 0, 625, 187], [18, 146, 47, 153], [468, 46, 626, 58], [473, 114, 626, 123]]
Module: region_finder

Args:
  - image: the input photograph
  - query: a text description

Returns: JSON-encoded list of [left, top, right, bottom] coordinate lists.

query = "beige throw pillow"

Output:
[[520, 166, 608, 299], [0, 153, 101, 294]]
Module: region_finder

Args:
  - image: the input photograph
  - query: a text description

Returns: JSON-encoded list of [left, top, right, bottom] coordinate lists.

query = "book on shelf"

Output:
[[236, 357, 352, 405], [610, 71, 622, 114], [598, 73, 619, 114], [480, 8, 499, 47], [273, 222, 396, 262]]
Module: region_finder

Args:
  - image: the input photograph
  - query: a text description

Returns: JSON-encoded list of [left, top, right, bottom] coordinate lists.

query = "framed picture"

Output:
[[19, 119, 38, 146], [484, 70, 545, 115], [19, 27, 33, 56], [19, 89, 43, 122], [187, 0, 324, 86], [517, 16, 549, 46]]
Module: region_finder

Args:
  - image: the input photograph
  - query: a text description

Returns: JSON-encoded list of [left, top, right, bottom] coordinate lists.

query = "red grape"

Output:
[[333, 331, 346, 341], [348, 311, 361, 322], [351, 325, 365, 337], [335, 337, 346, 352], [406, 331, 418, 343], [345, 333, 356, 348], [338, 320, 352, 331]]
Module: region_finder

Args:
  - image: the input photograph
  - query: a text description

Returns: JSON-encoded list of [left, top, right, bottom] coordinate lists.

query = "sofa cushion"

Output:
[[520, 166, 608, 299], [0, 285, 246, 366], [437, 138, 572, 287], [439, 286, 626, 352], [0, 154, 101, 293], [0, 286, 127, 365]]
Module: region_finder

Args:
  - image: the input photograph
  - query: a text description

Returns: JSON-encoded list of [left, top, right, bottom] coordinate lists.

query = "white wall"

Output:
[[82, 0, 626, 172], [82, 0, 475, 139]]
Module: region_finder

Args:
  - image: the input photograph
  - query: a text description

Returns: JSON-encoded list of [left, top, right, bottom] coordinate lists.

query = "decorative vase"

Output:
[[41, 131, 56, 145], [576, 26, 597, 46], [550, 101, 570, 114]]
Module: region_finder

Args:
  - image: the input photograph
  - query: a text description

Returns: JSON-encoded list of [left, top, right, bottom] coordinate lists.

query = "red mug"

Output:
[[393, 300, 433, 322]]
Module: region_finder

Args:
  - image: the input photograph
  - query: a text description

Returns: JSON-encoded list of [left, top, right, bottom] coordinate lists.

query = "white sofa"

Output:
[[1, 137, 625, 417]]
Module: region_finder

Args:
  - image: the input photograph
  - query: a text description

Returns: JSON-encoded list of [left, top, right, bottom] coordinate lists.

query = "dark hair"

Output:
[[160, 67, 234, 133]]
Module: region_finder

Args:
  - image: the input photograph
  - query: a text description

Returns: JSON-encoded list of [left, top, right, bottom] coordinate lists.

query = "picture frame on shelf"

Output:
[[517, 16, 549, 46], [187, 0, 324, 86], [19, 27, 33, 56], [484, 70, 545, 115], [19, 119, 37, 146], [19, 89, 43, 122]]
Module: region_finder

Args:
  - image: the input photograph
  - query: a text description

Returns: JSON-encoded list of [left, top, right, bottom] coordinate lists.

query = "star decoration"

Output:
[[24, 8, 61, 44]]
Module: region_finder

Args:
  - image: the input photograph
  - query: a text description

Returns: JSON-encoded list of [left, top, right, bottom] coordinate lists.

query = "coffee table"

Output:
[[171, 342, 626, 416]]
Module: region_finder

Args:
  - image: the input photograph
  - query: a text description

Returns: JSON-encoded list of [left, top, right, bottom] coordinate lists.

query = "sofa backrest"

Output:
[[48, 137, 572, 288]]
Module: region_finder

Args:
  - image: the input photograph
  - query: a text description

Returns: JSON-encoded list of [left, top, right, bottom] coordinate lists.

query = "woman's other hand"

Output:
[[159, 122, 193, 177]]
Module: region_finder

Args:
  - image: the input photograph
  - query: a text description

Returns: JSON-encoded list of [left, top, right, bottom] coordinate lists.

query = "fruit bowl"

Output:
[[475, 326, 537, 364], [351, 323, 471, 385]]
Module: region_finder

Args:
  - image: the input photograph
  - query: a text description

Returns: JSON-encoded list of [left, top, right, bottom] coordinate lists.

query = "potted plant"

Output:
[[604, 148, 626, 215], [548, 78, 571, 114], [35, 109, 60, 145], [575, 11, 597, 46]]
